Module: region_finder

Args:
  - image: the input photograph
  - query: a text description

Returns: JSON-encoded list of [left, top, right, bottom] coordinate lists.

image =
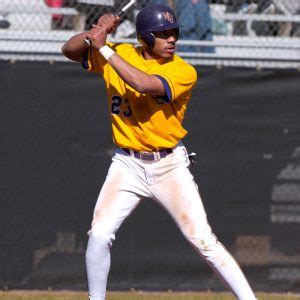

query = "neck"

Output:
[[142, 47, 159, 60]]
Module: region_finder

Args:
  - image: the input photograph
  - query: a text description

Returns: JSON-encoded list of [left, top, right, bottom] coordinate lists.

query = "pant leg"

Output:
[[86, 153, 150, 300], [149, 145, 256, 300]]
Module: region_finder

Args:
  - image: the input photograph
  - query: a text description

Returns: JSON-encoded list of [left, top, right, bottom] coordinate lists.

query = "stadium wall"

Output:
[[1, 61, 300, 293]]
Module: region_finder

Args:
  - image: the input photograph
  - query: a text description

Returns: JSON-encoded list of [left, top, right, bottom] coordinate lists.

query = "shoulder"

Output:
[[165, 55, 197, 82], [108, 42, 138, 54], [174, 55, 197, 75]]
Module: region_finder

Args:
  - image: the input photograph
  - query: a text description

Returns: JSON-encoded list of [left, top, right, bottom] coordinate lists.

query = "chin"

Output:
[[161, 53, 174, 59]]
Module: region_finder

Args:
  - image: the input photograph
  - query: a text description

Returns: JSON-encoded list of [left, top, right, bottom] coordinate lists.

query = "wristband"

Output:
[[99, 45, 115, 60]]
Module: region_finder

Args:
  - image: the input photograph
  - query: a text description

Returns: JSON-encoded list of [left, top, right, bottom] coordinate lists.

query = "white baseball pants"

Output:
[[86, 143, 256, 300]]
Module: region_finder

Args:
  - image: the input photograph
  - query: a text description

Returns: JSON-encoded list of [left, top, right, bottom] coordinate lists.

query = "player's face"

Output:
[[150, 29, 178, 59]]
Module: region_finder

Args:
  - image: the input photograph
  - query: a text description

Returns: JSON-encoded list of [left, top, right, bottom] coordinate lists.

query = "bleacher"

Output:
[[0, 1, 300, 69]]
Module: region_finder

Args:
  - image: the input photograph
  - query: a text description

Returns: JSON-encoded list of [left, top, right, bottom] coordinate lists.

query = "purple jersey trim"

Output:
[[154, 75, 172, 103], [81, 49, 89, 70]]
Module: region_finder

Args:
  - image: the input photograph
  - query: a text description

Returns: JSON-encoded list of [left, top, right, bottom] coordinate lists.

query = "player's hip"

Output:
[[113, 141, 190, 170]]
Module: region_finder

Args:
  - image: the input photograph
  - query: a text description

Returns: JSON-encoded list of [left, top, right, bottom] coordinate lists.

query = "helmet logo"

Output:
[[162, 11, 175, 23]]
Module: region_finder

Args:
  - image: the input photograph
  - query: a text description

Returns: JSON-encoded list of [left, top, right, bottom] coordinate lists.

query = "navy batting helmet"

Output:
[[136, 5, 180, 49]]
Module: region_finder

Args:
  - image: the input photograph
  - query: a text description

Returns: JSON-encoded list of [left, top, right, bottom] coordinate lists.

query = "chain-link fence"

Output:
[[0, 0, 300, 68]]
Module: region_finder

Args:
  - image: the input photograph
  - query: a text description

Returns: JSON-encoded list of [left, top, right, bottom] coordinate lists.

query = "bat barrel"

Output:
[[115, 0, 136, 17]]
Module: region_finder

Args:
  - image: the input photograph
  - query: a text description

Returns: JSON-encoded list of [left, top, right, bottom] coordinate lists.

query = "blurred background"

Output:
[[0, 0, 300, 67], [1, 0, 300, 295]]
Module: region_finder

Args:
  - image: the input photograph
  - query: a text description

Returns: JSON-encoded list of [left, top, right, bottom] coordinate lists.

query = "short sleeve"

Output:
[[153, 61, 197, 103], [82, 42, 115, 74]]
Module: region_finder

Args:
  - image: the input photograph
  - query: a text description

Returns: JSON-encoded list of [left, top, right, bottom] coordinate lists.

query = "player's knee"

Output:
[[86, 225, 115, 260], [195, 235, 228, 260], [187, 229, 221, 258]]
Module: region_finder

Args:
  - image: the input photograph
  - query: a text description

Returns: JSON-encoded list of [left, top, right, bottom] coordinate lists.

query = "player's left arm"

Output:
[[87, 15, 165, 96], [155, 63, 198, 103], [104, 51, 166, 96]]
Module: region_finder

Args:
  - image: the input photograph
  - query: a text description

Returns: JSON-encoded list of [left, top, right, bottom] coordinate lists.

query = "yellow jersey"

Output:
[[83, 43, 197, 152]]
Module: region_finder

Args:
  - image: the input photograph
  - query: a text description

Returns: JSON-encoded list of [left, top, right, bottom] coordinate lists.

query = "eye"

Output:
[[153, 32, 165, 39], [153, 30, 176, 39]]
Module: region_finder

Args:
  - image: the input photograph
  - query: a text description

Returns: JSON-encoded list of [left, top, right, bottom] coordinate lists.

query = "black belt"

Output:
[[122, 148, 173, 161]]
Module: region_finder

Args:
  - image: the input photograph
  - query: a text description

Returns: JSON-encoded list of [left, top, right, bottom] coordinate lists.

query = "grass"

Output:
[[0, 291, 299, 300]]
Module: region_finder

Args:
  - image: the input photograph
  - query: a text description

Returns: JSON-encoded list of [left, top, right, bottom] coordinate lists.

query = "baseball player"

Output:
[[62, 4, 257, 300]]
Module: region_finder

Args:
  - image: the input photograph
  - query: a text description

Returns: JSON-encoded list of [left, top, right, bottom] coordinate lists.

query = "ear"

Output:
[[138, 37, 148, 48], [138, 32, 155, 49]]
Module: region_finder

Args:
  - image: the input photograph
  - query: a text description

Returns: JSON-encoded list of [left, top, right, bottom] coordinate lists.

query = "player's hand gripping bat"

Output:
[[84, 0, 136, 46]]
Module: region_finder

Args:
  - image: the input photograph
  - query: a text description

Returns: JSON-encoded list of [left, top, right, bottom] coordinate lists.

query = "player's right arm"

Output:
[[86, 15, 166, 96], [62, 14, 119, 63], [61, 32, 90, 62]]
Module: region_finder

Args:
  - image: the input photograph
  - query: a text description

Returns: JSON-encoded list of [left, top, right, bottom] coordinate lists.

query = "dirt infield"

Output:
[[0, 291, 299, 300]]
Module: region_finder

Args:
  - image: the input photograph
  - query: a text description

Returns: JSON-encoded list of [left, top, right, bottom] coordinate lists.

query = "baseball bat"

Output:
[[84, 0, 136, 45], [116, 0, 136, 17]]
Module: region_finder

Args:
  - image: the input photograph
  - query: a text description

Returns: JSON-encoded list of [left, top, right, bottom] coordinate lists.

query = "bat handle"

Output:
[[84, 38, 91, 46], [84, 0, 135, 46], [116, 10, 125, 17]]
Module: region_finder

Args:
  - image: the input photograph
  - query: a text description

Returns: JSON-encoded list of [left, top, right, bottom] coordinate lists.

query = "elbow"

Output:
[[132, 77, 153, 94], [135, 83, 163, 96], [61, 44, 68, 57], [61, 44, 81, 62], [128, 78, 145, 93], [134, 83, 147, 94], [134, 85, 151, 94], [61, 44, 70, 57]]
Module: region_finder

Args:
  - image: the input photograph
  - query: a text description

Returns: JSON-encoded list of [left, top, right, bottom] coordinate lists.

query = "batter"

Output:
[[61, 4, 257, 300]]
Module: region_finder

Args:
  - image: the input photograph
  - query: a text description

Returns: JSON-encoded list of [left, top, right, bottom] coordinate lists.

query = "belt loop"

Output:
[[155, 152, 160, 161], [129, 149, 135, 157]]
